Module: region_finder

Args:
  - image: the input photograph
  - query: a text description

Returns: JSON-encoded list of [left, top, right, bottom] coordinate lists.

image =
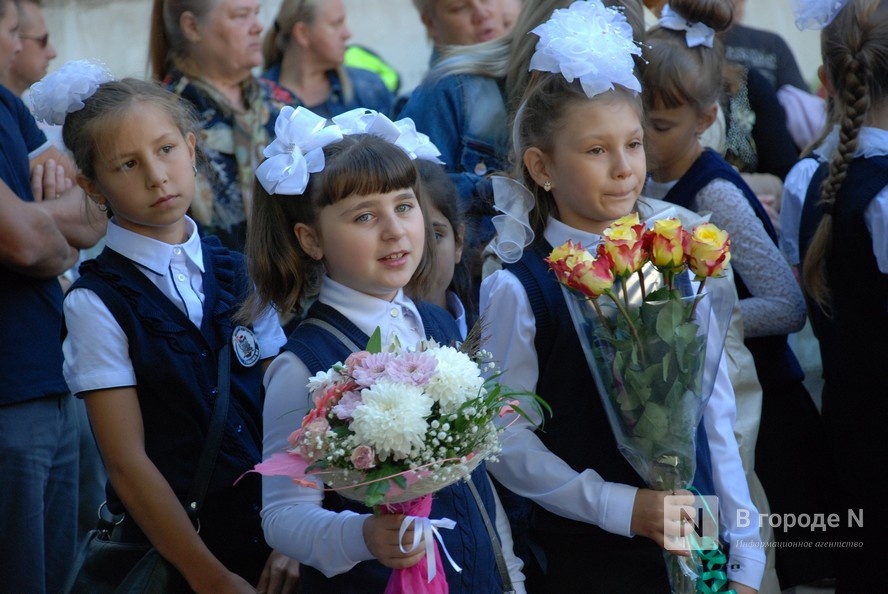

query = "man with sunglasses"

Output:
[[0, 0, 55, 96]]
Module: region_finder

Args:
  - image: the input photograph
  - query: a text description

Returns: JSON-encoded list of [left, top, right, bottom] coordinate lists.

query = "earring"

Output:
[[543, 180, 552, 192], [96, 202, 108, 213], [192, 163, 198, 175]]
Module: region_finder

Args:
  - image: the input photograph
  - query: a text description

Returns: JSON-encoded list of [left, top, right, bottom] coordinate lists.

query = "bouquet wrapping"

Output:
[[253, 329, 540, 593], [547, 213, 734, 593]]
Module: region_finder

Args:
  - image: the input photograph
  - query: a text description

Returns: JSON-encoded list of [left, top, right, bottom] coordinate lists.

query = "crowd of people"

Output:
[[1, 0, 882, 592]]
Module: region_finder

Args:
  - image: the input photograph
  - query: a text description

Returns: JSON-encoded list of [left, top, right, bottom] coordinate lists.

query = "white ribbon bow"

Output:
[[333, 108, 445, 164], [255, 106, 344, 196], [658, 4, 716, 48], [790, 0, 849, 30], [491, 176, 536, 264], [398, 514, 461, 582]]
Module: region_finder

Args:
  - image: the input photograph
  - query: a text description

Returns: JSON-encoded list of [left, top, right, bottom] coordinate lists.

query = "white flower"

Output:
[[529, 0, 641, 98], [349, 381, 433, 461], [306, 367, 342, 397], [29, 60, 114, 125], [424, 345, 485, 412]]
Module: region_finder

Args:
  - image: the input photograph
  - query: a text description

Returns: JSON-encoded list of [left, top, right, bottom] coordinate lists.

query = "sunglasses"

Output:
[[20, 33, 50, 49]]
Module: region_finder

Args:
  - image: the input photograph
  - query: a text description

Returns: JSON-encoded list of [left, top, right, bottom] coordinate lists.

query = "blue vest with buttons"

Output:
[[505, 241, 715, 541], [71, 236, 265, 512], [284, 300, 503, 594]]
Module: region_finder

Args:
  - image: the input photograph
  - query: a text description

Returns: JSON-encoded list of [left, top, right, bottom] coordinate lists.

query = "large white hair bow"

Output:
[[791, 0, 849, 30], [256, 106, 344, 196], [30, 60, 114, 126], [490, 176, 535, 264], [529, 0, 642, 98], [658, 4, 716, 48], [332, 108, 444, 164]]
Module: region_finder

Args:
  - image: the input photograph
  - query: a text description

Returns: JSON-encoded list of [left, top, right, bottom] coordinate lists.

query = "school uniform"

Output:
[[63, 217, 286, 582], [481, 212, 765, 591], [261, 276, 524, 593], [798, 148, 888, 592]]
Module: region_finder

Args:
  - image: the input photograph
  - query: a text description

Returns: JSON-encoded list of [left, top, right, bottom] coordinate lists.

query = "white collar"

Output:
[[317, 276, 422, 340], [542, 216, 603, 250], [104, 216, 204, 275]]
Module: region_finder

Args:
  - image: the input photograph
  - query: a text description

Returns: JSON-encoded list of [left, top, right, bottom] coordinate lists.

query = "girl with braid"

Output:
[[796, 0, 888, 590]]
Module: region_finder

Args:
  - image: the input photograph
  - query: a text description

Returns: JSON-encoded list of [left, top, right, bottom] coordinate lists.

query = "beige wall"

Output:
[[41, 0, 433, 90], [41, 0, 821, 96]]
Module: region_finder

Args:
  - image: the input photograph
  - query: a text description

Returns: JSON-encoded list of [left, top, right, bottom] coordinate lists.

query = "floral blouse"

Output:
[[164, 70, 293, 251]]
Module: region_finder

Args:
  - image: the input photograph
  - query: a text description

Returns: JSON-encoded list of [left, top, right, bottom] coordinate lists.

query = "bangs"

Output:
[[317, 135, 418, 206]]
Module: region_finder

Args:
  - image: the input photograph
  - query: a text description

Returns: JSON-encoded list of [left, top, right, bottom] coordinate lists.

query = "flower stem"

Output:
[[688, 277, 707, 320], [591, 298, 615, 338], [604, 289, 647, 366], [637, 268, 646, 300]]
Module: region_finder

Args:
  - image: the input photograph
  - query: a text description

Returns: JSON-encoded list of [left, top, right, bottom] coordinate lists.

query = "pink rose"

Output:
[[350, 445, 376, 470]]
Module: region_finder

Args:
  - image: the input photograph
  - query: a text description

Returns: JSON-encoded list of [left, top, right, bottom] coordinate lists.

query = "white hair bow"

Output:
[[332, 108, 444, 164], [791, 0, 849, 30], [30, 60, 114, 126], [256, 106, 344, 196], [529, 0, 642, 98], [658, 4, 716, 48], [490, 176, 535, 264]]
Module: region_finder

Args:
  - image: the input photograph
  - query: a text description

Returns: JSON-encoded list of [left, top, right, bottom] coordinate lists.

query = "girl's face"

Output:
[[644, 100, 715, 182], [194, 0, 263, 78], [527, 96, 646, 235], [0, 2, 22, 78], [298, 188, 426, 302], [80, 103, 197, 245], [427, 203, 464, 308], [302, 0, 351, 69]]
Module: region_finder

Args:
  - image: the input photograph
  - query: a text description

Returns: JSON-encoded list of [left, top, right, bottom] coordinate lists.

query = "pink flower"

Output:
[[352, 352, 396, 387], [386, 352, 437, 385], [350, 445, 376, 470], [331, 390, 363, 420], [345, 350, 371, 375]]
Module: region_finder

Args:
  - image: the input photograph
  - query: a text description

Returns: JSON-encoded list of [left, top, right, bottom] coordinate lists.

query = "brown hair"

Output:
[[803, 0, 888, 307], [62, 78, 200, 182], [512, 72, 642, 238], [640, 0, 732, 115], [261, 0, 353, 102], [413, 158, 475, 322], [240, 134, 437, 322], [148, 0, 217, 81]]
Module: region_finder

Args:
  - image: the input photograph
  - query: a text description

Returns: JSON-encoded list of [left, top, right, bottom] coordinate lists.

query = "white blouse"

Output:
[[63, 217, 285, 394]]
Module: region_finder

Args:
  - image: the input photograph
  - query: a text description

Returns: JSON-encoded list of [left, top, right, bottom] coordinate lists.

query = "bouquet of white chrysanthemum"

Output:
[[253, 328, 543, 593]]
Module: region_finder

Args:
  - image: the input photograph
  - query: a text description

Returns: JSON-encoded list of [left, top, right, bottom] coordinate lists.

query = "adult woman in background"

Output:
[[261, 0, 393, 118], [149, 0, 291, 251]]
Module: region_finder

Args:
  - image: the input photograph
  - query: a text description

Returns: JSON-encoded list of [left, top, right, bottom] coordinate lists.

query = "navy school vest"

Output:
[[504, 241, 715, 538], [662, 148, 804, 389], [71, 236, 266, 511], [283, 300, 503, 594], [800, 156, 888, 391]]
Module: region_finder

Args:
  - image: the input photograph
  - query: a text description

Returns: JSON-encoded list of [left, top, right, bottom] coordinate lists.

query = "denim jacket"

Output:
[[399, 73, 510, 245]]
